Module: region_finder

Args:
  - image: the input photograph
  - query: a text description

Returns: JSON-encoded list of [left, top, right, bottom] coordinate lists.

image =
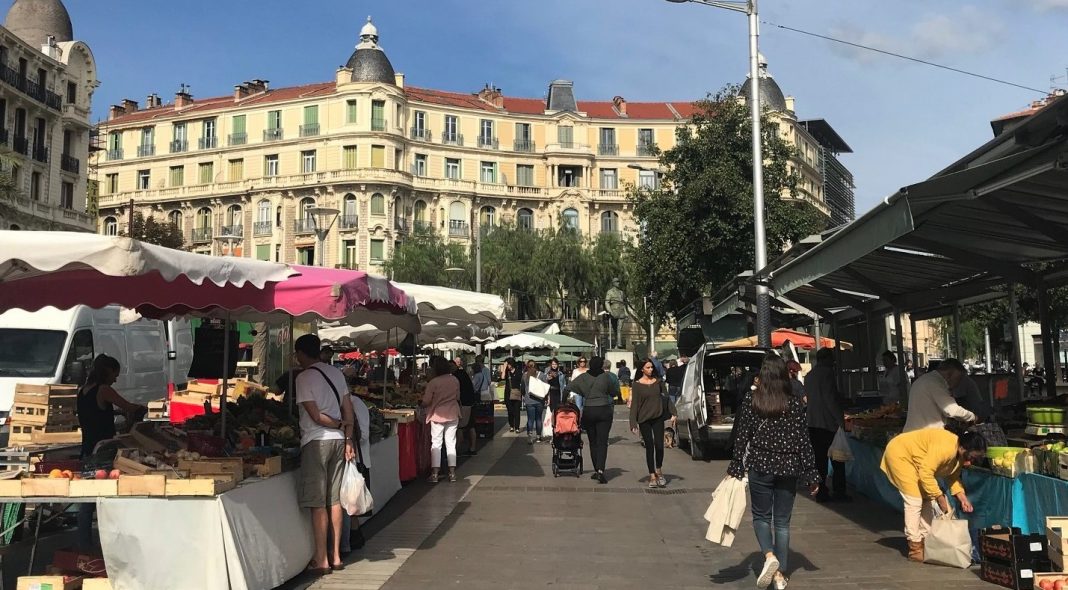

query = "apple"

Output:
[[108, 469, 121, 480], [95, 469, 107, 480], [1039, 580, 1052, 590], [1055, 580, 1065, 590]]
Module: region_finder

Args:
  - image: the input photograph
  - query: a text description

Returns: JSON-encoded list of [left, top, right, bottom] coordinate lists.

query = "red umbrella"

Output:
[[719, 328, 853, 350]]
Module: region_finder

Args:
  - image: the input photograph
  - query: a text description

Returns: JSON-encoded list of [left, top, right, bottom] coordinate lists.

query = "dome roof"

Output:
[[345, 16, 396, 85], [4, 0, 73, 49], [739, 57, 789, 113]]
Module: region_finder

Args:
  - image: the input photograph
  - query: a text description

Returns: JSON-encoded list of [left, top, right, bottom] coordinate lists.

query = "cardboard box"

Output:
[[982, 559, 1042, 590], [1034, 573, 1068, 589], [1049, 517, 1068, 556], [16, 575, 82, 590], [1052, 546, 1067, 572], [983, 526, 1050, 565]]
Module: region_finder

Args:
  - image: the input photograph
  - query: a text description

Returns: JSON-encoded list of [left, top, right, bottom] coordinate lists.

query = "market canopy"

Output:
[[717, 328, 853, 351], [319, 319, 496, 349], [391, 283, 506, 329], [484, 332, 593, 352]]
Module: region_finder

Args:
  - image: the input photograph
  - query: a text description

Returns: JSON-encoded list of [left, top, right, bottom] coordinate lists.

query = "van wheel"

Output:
[[688, 421, 707, 461]]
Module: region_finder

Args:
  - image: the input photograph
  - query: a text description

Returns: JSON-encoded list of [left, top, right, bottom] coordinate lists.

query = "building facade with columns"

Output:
[[94, 18, 837, 271], [0, 0, 97, 232]]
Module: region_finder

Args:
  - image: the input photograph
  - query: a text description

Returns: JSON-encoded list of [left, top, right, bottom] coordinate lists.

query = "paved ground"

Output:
[[283, 408, 991, 590]]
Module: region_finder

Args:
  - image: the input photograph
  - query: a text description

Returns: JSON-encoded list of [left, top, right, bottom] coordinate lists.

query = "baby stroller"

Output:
[[551, 403, 583, 477]]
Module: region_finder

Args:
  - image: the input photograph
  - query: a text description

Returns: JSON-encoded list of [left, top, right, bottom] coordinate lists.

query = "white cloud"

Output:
[[828, 7, 1004, 63]]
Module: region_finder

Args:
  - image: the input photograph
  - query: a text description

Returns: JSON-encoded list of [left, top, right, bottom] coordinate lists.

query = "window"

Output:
[[195, 207, 212, 229], [267, 110, 281, 130], [599, 128, 617, 155], [29, 172, 40, 201], [558, 125, 573, 147], [106, 173, 118, 194], [480, 206, 496, 228], [230, 115, 247, 145], [346, 100, 358, 124], [638, 170, 658, 189], [638, 128, 655, 155], [198, 162, 214, 184], [107, 131, 122, 159], [60, 181, 73, 209], [342, 194, 358, 228], [517, 208, 534, 230], [274, 244, 280, 262], [171, 122, 187, 152], [600, 168, 618, 189], [448, 202, 467, 236], [228, 159, 244, 181], [443, 115, 459, 143], [445, 158, 461, 180], [562, 208, 579, 231], [139, 127, 155, 156], [370, 193, 385, 216], [371, 100, 385, 130], [137, 169, 150, 190], [514, 122, 533, 151], [342, 239, 357, 267], [516, 164, 534, 187], [255, 244, 270, 261], [343, 145, 358, 169], [370, 239, 385, 263], [480, 161, 497, 184], [257, 200, 271, 223], [264, 154, 279, 177], [601, 211, 620, 233], [479, 119, 495, 148], [301, 105, 319, 137], [412, 111, 426, 138], [394, 148, 402, 171], [66, 81, 76, 104], [301, 150, 317, 173], [169, 165, 184, 187], [414, 200, 428, 225], [103, 216, 117, 236], [370, 145, 385, 168], [201, 118, 217, 148], [296, 246, 314, 266], [224, 205, 242, 230], [168, 210, 183, 231], [413, 154, 427, 177]]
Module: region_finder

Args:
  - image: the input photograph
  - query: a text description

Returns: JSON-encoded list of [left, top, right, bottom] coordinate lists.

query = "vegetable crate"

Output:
[[9, 384, 80, 445]]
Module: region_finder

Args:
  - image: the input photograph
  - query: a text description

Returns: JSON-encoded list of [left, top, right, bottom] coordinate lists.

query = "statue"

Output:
[[605, 278, 627, 349]]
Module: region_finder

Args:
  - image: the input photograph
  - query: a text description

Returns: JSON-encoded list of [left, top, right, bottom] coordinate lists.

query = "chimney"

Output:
[[1032, 100, 1045, 110], [394, 72, 405, 88], [146, 93, 161, 108], [245, 79, 269, 94], [478, 84, 504, 109], [234, 84, 249, 102], [612, 95, 627, 116], [175, 84, 193, 109], [108, 104, 126, 120], [784, 96, 795, 112], [121, 98, 139, 113]]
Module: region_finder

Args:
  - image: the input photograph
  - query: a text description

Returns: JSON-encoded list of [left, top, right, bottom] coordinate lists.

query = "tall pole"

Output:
[[1009, 286, 1024, 399], [127, 198, 135, 234], [475, 223, 482, 292], [984, 327, 993, 373], [748, 1, 770, 348]]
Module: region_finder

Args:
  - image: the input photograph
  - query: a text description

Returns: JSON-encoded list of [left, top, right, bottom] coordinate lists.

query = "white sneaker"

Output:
[[756, 556, 779, 588], [774, 576, 788, 590]]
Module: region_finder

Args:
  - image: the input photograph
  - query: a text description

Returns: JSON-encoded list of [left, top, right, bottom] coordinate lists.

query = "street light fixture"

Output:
[[665, 0, 772, 348], [306, 206, 340, 267], [213, 234, 243, 257]]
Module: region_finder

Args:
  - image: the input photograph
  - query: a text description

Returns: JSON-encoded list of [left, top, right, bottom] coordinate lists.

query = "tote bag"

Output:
[[925, 513, 972, 568]]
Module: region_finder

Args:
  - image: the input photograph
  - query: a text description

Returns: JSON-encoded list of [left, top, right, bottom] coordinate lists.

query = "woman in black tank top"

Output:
[[77, 355, 145, 459]]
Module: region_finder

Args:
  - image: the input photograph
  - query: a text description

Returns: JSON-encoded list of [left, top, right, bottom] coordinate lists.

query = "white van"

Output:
[[0, 306, 193, 424]]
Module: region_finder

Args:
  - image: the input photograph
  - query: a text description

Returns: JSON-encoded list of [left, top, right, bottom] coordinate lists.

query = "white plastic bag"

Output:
[[340, 460, 374, 517], [925, 513, 972, 568], [828, 427, 854, 462], [542, 404, 553, 434]]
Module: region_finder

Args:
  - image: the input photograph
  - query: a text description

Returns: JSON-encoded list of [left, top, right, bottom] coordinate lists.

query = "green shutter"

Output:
[[256, 244, 270, 261], [232, 115, 246, 134], [370, 239, 384, 261], [304, 105, 318, 125], [343, 146, 358, 169], [346, 100, 358, 123]]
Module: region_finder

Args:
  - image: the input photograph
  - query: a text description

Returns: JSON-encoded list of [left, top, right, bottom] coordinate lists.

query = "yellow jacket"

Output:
[[879, 428, 964, 500]]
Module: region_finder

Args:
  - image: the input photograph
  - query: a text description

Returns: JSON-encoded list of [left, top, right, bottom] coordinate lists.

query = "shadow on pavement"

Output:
[[709, 550, 818, 584]]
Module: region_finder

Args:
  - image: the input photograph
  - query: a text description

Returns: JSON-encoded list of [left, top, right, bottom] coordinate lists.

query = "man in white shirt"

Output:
[[902, 358, 976, 433], [879, 351, 910, 404], [294, 334, 355, 575]]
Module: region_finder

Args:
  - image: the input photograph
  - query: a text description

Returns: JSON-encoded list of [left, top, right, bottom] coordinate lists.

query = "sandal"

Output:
[[305, 561, 331, 577]]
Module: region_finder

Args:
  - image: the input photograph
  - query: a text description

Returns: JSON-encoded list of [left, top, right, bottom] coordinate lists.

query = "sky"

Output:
[[40, 0, 1068, 215]]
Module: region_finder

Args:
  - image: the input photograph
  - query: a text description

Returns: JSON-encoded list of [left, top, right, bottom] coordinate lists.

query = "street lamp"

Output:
[[445, 267, 465, 290], [306, 206, 339, 267], [213, 234, 243, 257], [666, 0, 771, 348]]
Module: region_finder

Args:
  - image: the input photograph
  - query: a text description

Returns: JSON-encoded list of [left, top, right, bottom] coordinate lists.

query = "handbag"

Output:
[[528, 377, 550, 400], [925, 511, 972, 568], [828, 427, 854, 462]]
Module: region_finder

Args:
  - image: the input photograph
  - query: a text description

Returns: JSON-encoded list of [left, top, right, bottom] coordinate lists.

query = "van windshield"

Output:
[[0, 329, 66, 378]]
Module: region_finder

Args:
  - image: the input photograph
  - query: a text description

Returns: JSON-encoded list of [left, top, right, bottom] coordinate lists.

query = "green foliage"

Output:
[[628, 86, 827, 320], [122, 212, 184, 250], [383, 225, 470, 288]]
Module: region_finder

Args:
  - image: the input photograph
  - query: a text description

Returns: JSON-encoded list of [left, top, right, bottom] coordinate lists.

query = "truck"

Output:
[[0, 306, 193, 426]]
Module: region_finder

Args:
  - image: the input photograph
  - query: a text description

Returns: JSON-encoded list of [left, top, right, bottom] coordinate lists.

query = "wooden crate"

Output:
[[30, 431, 83, 445], [146, 400, 168, 421], [117, 474, 165, 496], [165, 477, 236, 496], [21, 477, 70, 497], [10, 424, 79, 445], [16, 575, 82, 590], [0, 478, 23, 497], [0, 448, 32, 472], [178, 458, 244, 482], [113, 451, 153, 475], [81, 579, 111, 590], [248, 455, 282, 478], [68, 479, 118, 497]]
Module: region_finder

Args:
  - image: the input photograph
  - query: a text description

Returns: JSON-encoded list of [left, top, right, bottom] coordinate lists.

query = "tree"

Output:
[[383, 225, 471, 288], [627, 86, 827, 321], [121, 212, 185, 249]]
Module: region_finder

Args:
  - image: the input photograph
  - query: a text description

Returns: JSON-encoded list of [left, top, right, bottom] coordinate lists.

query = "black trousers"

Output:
[[808, 426, 846, 496], [639, 419, 665, 473], [582, 405, 614, 473], [506, 399, 522, 430]]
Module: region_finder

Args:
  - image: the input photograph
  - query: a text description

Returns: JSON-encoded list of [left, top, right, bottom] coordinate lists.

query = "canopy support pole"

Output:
[[832, 316, 844, 398], [953, 304, 963, 360], [1038, 280, 1058, 399], [384, 329, 391, 407], [910, 316, 919, 373], [894, 309, 907, 402], [289, 317, 296, 416], [221, 312, 231, 435], [865, 311, 877, 390], [1010, 286, 1025, 400]]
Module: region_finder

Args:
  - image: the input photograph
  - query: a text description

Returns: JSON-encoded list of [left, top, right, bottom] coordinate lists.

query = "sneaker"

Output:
[[648, 479, 658, 489], [774, 575, 788, 590], [657, 475, 667, 488], [757, 556, 780, 588]]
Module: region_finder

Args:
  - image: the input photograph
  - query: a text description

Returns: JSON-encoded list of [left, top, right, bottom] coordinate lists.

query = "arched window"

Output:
[[299, 197, 316, 233], [600, 211, 619, 234], [370, 193, 385, 216], [562, 208, 579, 232], [517, 208, 534, 230], [224, 205, 242, 235], [168, 210, 183, 231], [414, 200, 427, 220], [257, 200, 271, 224], [300, 197, 315, 219], [480, 206, 496, 228], [342, 194, 358, 228], [195, 207, 212, 229], [103, 217, 117, 236], [448, 201, 467, 236]]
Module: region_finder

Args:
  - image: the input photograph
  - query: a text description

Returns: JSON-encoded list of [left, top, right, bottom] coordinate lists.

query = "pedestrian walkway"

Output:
[[285, 408, 990, 589]]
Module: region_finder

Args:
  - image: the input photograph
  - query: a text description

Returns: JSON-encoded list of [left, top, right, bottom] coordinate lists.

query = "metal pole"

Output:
[[831, 315, 844, 397], [910, 316, 919, 372], [475, 222, 482, 293], [127, 198, 135, 235], [748, 1, 770, 348], [865, 311, 877, 390], [1038, 280, 1058, 398], [1009, 286, 1025, 399], [984, 327, 993, 373], [952, 304, 963, 360], [894, 310, 907, 401], [221, 313, 230, 435]]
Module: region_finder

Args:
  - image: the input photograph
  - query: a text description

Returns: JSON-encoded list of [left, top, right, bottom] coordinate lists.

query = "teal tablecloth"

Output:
[[845, 437, 1067, 534]]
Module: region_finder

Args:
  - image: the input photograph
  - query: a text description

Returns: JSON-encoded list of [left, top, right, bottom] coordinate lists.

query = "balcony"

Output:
[[477, 136, 499, 150], [170, 140, 188, 153], [410, 163, 428, 177], [60, 154, 80, 174], [32, 145, 48, 163], [293, 218, 316, 234], [410, 127, 431, 141], [637, 143, 658, 157], [299, 124, 320, 138], [371, 118, 387, 132], [219, 224, 243, 237], [264, 128, 284, 142], [107, 148, 123, 161], [414, 220, 432, 232], [13, 136, 28, 155], [394, 217, 409, 234], [558, 140, 574, 149], [0, 63, 61, 110], [598, 144, 619, 156], [191, 227, 213, 243], [441, 132, 463, 146], [198, 136, 218, 150], [448, 220, 469, 238], [513, 139, 535, 152], [253, 221, 272, 236], [339, 214, 359, 230], [137, 144, 155, 157], [335, 262, 359, 270], [228, 133, 247, 146]]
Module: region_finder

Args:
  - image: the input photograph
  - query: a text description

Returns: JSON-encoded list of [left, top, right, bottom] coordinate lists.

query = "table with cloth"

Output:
[[845, 436, 1068, 534]]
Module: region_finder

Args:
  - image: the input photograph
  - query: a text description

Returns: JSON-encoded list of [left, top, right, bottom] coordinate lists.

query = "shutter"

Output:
[[232, 115, 246, 134], [304, 105, 318, 125], [255, 244, 270, 261], [371, 146, 384, 168]]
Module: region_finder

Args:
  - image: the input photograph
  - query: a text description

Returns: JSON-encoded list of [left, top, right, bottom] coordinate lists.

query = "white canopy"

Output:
[[484, 332, 593, 352], [423, 341, 478, 353], [392, 282, 506, 328], [320, 320, 496, 349]]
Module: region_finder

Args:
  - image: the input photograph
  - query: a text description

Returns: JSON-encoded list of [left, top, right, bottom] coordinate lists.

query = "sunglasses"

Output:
[[579, 360, 587, 364]]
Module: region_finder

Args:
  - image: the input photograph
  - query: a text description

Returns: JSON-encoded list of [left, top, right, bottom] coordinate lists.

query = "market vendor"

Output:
[[878, 351, 909, 404], [902, 358, 976, 432], [880, 429, 986, 562]]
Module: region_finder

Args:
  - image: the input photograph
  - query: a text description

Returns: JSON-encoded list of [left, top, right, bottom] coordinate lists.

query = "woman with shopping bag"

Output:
[[879, 429, 986, 563]]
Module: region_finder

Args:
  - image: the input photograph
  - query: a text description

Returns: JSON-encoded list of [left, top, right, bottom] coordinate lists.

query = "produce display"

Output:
[[1038, 577, 1068, 590], [846, 403, 905, 446]]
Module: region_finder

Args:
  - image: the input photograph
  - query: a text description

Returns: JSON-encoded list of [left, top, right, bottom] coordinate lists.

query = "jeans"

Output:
[[506, 399, 522, 430], [748, 470, 797, 573], [430, 420, 458, 469], [582, 405, 614, 473], [808, 427, 847, 496], [526, 403, 544, 436], [638, 419, 665, 473]]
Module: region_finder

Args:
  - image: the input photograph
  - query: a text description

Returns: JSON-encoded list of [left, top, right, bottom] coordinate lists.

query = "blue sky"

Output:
[[49, 0, 1068, 214]]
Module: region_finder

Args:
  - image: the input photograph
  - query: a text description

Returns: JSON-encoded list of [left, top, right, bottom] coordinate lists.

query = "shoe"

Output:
[[774, 575, 788, 590], [597, 472, 607, 484], [448, 472, 457, 483], [648, 479, 658, 489], [591, 473, 599, 480], [428, 473, 439, 484], [757, 555, 780, 588], [907, 540, 924, 562], [657, 475, 667, 488]]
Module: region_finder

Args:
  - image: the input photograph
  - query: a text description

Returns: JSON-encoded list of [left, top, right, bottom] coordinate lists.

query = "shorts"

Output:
[[299, 439, 345, 509], [459, 405, 474, 428]]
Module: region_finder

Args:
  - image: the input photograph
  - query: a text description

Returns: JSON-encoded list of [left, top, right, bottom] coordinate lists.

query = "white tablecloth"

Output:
[[367, 434, 401, 512]]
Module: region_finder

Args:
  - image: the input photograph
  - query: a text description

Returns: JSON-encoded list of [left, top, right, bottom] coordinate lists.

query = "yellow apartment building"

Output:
[[94, 18, 838, 271]]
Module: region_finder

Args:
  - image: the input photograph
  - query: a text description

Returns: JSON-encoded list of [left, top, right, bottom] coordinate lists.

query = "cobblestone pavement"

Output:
[[284, 408, 990, 590]]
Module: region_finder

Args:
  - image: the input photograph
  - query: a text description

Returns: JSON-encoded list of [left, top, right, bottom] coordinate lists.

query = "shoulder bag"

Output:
[[310, 367, 369, 478]]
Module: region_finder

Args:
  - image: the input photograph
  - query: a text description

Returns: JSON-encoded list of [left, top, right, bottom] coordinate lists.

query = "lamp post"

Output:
[[306, 206, 340, 267], [445, 266, 465, 290], [666, 0, 770, 348]]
